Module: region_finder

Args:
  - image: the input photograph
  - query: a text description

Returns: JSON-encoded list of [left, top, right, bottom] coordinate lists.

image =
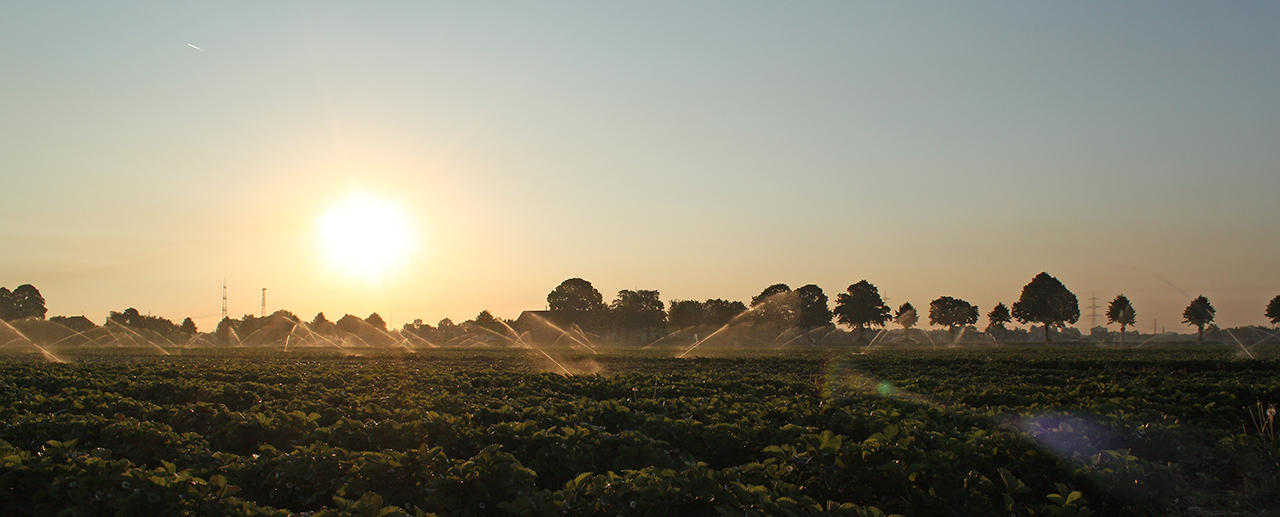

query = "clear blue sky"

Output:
[[2, 2, 1277, 332]]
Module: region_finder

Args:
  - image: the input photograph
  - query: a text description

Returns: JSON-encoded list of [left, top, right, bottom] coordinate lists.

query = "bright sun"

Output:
[[316, 193, 417, 280]]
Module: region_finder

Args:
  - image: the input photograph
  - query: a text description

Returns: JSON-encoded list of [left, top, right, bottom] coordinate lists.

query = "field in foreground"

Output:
[[2, 346, 1279, 516]]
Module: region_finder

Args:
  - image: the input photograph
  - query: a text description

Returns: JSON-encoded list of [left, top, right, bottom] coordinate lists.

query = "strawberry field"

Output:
[[2, 346, 1279, 516]]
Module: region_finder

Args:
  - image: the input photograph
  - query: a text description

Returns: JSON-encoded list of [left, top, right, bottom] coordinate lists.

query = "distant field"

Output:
[[2, 346, 1278, 516]]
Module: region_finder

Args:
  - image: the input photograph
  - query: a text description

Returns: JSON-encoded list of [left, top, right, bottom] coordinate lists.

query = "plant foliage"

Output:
[[1, 348, 1277, 516]]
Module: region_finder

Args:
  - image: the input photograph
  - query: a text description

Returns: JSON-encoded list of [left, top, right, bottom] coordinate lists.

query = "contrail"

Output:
[[1155, 275, 1192, 300], [187, 43, 204, 51]]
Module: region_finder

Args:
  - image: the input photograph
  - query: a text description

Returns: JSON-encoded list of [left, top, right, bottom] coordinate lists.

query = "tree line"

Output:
[[530, 273, 1280, 345], [5, 277, 1280, 346]]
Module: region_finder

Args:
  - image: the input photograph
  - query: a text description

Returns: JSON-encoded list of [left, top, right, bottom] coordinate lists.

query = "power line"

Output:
[[221, 279, 228, 320], [1087, 292, 1101, 328]]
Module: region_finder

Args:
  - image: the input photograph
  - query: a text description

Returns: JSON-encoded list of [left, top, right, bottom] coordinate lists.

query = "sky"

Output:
[[2, 2, 1278, 334]]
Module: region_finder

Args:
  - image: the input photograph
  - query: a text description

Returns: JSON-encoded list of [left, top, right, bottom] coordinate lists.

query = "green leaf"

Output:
[[998, 468, 1030, 494]]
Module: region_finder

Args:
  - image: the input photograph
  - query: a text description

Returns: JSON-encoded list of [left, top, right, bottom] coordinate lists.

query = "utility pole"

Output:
[[261, 288, 267, 318], [1087, 292, 1101, 329], [222, 279, 228, 320]]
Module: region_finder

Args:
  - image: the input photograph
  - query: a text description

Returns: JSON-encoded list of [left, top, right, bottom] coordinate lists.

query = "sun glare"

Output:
[[316, 193, 417, 280]]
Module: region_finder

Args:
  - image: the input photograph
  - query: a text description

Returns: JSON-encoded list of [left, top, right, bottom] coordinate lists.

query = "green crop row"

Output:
[[1, 347, 1278, 516]]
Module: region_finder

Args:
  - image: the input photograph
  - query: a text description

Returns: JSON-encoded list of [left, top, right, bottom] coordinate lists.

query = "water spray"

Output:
[[1223, 329, 1256, 360], [101, 321, 172, 355], [677, 303, 772, 358], [0, 319, 65, 363]]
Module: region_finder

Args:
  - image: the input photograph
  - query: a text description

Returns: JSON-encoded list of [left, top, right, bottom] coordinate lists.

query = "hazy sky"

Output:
[[3, 2, 1278, 333]]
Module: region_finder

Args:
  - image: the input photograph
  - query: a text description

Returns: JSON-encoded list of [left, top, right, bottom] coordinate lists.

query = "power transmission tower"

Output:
[[222, 279, 228, 320], [1087, 292, 1101, 328], [261, 288, 267, 318]]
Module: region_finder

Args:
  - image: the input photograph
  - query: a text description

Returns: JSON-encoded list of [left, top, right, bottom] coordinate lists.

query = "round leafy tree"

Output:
[[473, 310, 509, 335], [751, 283, 792, 306], [547, 278, 607, 331], [1266, 295, 1280, 327], [702, 299, 747, 326], [1011, 272, 1079, 343], [1105, 295, 1137, 345], [1182, 295, 1216, 344], [894, 302, 918, 342], [796, 284, 833, 330], [749, 283, 797, 330], [609, 289, 666, 339], [667, 300, 705, 329], [833, 280, 890, 342], [929, 296, 978, 342], [215, 317, 238, 345], [4, 284, 46, 320]]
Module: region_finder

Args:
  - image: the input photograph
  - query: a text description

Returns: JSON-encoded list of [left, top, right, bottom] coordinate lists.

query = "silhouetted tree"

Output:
[[335, 314, 365, 334], [796, 284, 832, 330], [215, 317, 237, 345], [703, 299, 747, 326], [1183, 295, 1215, 344], [1011, 272, 1080, 343], [894, 302, 918, 343], [108, 307, 179, 335], [986, 303, 1012, 338], [233, 311, 301, 346], [833, 280, 891, 342], [752, 284, 792, 307], [365, 313, 387, 331], [666, 298, 748, 331], [271, 310, 300, 324], [749, 283, 798, 330], [0, 287, 14, 321], [547, 278, 607, 330], [610, 289, 665, 342], [1267, 295, 1280, 327], [10, 284, 46, 320], [237, 314, 267, 339], [180, 317, 198, 334], [1106, 295, 1137, 345], [329, 313, 394, 346], [436, 318, 461, 343], [473, 310, 508, 335], [108, 308, 141, 326], [668, 300, 704, 328], [310, 312, 336, 335], [402, 319, 435, 341], [929, 296, 978, 342]]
